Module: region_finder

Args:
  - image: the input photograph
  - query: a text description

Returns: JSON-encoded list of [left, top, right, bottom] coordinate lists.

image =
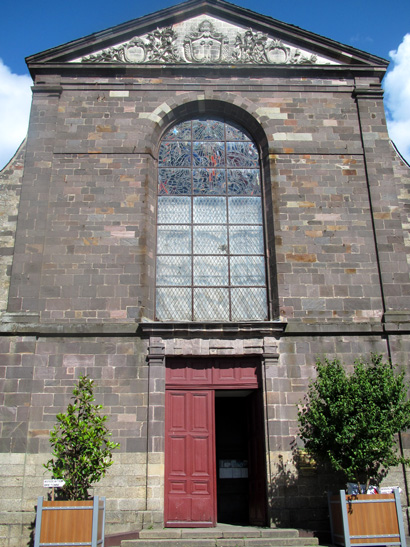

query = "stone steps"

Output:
[[120, 526, 319, 547]]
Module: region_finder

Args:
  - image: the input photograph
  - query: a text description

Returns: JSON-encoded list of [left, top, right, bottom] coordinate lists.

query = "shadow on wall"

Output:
[[268, 442, 346, 543]]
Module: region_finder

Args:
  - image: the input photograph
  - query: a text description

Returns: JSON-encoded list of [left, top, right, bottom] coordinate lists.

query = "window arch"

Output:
[[155, 117, 268, 321]]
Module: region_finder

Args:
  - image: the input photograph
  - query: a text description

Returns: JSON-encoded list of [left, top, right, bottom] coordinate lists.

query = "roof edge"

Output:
[[25, 0, 389, 69]]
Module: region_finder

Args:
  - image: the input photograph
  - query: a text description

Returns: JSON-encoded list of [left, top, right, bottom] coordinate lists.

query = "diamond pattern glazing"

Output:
[[157, 226, 191, 255], [194, 256, 229, 286], [194, 288, 230, 321], [193, 197, 227, 224], [156, 288, 192, 321], [230, 256, 266, 286], [156, 256, 191, 286], [157, 196, 191, 224], [229, 226, 264, 255], [193, 226, 228, 255], [231, 288, 268, 321], [228, 197, 262, 224]]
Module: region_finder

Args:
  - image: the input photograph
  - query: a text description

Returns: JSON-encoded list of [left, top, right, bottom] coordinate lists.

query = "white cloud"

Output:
[[384, 34, 410, 164], [0, 60, 32, 170]]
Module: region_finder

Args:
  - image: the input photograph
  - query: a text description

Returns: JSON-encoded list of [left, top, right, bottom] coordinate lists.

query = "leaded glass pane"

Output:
[[159, 169, 191, 195], [159, 141, 191, 167], [230, 256, 265, 286], [193, 142, 225, 167], [226, 141, 259, 168], [194, 256, 228, 286], [225, 124, 252, 142], [193, 197, 227, 224], [156, 288, 192, 321], [227, 169, 260, 196], [193, 226, 228, 255], [229, 226, 264, 254], [157, 196, 191, 224], [193, 119, 225, 141], [163, 120, 192, 141], [157, 225, 191, 254], [156, 256, 191, 286], [231, 287, 268, 321], [194, 288, 229, 321], [228, 197, 262, 224], [193, 169, 226, 194]]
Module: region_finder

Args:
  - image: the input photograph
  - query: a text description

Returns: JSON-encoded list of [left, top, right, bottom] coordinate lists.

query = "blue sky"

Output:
[[1, 0, 410, 168]]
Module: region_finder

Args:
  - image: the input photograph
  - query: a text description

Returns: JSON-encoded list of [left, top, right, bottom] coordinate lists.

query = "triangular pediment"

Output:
[[71, 15, 337, 66], [26, 0, 388, 70]]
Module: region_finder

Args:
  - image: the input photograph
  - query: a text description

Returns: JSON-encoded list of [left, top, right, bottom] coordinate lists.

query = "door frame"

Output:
[[141, 329, 282, 530], [164, 357, 266, 527]]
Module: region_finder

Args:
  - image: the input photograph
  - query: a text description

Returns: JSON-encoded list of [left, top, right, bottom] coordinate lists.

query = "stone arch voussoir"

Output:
[[140, 92, 269, 157]]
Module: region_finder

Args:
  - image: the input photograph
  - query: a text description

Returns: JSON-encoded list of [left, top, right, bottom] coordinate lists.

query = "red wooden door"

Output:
[[165, 390, 216, 527]]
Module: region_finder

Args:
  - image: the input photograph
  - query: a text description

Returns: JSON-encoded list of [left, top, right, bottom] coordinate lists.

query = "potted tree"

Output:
[[34, 375, 120, 547], [297, 354, 410, 547]]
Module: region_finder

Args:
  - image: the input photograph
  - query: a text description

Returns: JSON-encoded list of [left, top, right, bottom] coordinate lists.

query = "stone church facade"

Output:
[[1, 0, 410, 544]]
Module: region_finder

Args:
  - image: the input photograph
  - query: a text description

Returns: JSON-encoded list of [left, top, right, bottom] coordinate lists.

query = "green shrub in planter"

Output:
[[44, 375, 120, 500], [297, 354, 410, 490]]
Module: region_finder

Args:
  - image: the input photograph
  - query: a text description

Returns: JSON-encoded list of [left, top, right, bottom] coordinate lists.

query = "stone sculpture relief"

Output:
[[81, 19, 319, 65], [82, 27, 180, 64], [183, 20, 230, 63]]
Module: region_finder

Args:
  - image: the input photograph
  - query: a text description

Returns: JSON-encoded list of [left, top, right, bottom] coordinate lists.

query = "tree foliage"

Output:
[[297, 354, 410, 488], [44, 375, 120, 500]]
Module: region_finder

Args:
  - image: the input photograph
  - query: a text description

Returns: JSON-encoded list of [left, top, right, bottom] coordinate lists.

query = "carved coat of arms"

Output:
[[183, 20, 229, 63]]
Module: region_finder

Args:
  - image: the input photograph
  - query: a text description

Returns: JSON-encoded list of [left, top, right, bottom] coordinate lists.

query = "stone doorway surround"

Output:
[[139, 322, 285, 528]]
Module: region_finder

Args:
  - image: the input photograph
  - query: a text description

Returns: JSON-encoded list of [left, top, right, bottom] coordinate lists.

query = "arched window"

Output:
[[155, 117, 268, 321]]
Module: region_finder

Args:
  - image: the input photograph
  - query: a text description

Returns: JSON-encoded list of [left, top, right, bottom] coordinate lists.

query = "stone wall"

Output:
[[10, 75, 410, 324], [0, 140, 25, 316]]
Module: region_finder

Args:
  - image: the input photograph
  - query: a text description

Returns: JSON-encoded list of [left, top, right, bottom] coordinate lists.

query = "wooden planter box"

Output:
[[328, 490, 406, 547], [34, 495, 106, 547]]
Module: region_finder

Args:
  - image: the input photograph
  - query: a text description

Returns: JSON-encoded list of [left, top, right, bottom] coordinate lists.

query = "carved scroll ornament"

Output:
[[82, 27, 180, 64]]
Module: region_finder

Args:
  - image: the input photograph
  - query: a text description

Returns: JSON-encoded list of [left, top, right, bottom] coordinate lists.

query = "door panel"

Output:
[[166, 358, 259, 389], [248, 390, 267, 526], [165, 390, 216, 527]]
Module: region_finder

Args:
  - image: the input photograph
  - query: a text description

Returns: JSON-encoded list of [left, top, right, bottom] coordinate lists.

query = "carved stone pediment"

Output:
[[77, 16, 335, 66]]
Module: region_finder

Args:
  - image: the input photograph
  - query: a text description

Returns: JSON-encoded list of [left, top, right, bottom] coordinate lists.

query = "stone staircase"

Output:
[[118, 524, 320, 547]]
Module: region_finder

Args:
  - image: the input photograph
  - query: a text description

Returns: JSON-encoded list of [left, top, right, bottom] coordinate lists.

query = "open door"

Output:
[[165, 358, 266, 527], [165, 390, 216, 527], [215, 391, 267, 526]]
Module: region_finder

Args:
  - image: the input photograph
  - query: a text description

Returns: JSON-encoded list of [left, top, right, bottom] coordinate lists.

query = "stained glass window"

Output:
[[156, 118, 268, 321]]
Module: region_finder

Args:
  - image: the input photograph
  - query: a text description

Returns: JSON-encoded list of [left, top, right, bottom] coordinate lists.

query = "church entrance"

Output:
[[164, 358, 267, 527]]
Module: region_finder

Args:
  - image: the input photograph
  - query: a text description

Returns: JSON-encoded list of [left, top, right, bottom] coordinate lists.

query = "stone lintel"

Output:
[[140, 321, 287, 338]]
